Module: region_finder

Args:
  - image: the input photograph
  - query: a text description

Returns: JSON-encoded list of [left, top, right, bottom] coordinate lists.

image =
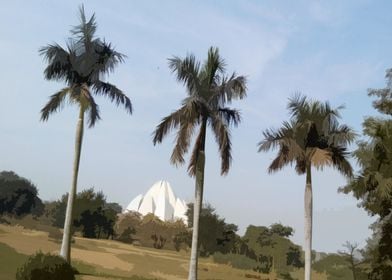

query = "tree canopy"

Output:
[[0, 171, 44, 217], [341, 68, 392, 279]]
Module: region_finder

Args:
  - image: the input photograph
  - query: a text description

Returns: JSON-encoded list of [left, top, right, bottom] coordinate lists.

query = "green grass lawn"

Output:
[[0, 243, 29, 279]]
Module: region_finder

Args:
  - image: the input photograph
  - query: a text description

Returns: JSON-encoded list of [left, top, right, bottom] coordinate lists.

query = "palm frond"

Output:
[[91, 40, 126, 76], [71, 5, 97, 45], [39, 44, 71, 81], [168, 55, 200, 96], [328, 124, 356, 146], [287, 93, 308, 119], [92, 81, 132, 114], [211, 74, 247, 106], [170, 120, 197, 166], [258, 121, 294, 152], [210, 113, 232, 175], [308, 148, 332, 170], [84, 93, 101, 128], [202, 47, 226, 86], [218, 107, 241, 126], [330, 146, 354, 178], [268, 145, 293, 173], [153, 107, 186, 145], [40, 87, 70, 121]]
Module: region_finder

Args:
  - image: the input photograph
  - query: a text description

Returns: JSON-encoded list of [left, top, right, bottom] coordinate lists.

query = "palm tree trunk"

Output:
[[304, 164, 313, 280], [188, 150, 205, 280], [60, 106, 84, 262]]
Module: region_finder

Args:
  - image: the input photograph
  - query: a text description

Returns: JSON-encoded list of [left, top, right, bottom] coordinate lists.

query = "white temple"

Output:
[[124, 180, 188, 225]]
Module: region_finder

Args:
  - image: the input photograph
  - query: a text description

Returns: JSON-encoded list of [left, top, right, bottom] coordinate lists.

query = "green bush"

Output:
[[16, 251, 75, 280], [213, 252, 259, 270]]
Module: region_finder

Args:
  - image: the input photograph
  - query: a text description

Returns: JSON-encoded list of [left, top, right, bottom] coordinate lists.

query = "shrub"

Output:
[[16, 251, 75, 280], [213, 252, 259, 270]]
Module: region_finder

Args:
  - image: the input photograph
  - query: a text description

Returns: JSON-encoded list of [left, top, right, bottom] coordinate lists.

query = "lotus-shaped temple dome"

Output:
[[124, 180, 188, 225]]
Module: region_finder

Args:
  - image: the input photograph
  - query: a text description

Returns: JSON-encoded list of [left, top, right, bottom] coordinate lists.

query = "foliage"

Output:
[[50, 188, 119, 239], [258, 94, 355, 176], [151, 233, 166, 249], [0, 171, 44, 217], [173, 230, 191, 251], [117, 226, 137, 244], [243, 224, 303, 274], [341, 69, 392, 278], [115, 212, 189, 250], [313, 254, 357, 280], [186, 203, 239, 256], [39, 5, 132, 127], [286, 246, 304, 268], [152, 46, 247, 176], [16, 251, 75, 280], [152, 46, 247, 280], [212, 252, 259, 270], [258, 94, 355, 280]]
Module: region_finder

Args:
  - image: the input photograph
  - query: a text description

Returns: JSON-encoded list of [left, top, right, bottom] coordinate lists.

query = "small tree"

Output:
[[338, 241, 361, 280]]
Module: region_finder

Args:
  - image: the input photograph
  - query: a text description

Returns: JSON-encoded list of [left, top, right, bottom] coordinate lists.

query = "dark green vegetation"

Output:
[[16, 251, 76, 280], [39, 5, 132, 263], [0, 171, 44, 217], [342, 68, 392, 279], [115, 211, 188, 250], [50, 188, 121, 239]]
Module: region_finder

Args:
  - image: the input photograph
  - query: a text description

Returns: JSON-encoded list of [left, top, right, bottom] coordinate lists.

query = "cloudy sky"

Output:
[[1, 1, 391, 253]]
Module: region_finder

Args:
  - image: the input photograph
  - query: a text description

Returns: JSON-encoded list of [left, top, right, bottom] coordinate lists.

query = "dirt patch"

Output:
[[0, 224, 58, 255], [150, 271, 186, 280], [72, 248, 134, 272]]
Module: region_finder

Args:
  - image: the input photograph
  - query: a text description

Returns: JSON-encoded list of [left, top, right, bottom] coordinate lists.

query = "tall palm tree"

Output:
[[258, 94, 355, 280], [153, 47, 246, 280], [40, 6, 132, 263]]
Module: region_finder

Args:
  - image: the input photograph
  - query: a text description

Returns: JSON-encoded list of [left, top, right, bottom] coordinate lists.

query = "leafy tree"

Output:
[[39, 6, 131, 262], [270, 223, 294, 238], [0, 171, 44, 217], [286, 246, 304, 268], [258, 94, 355, 280], [51, 188, 118, 239], [152, 47, 246, 280], [313, 254, 354, 280], [115, 212, 189, 250], [243, 224, 303, 274], [186, 203, 238, 256], [338, 241, 366, 280], [341, 69, 392, 279], [0, 171, 24, 181]]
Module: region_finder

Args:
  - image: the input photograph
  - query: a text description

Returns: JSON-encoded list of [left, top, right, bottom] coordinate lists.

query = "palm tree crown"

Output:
[[258, 94, 355, 176], [153, 47, 247, 175], [39, 6, 132, 126]]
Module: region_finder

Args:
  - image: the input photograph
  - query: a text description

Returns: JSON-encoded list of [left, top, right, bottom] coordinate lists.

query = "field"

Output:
[[0, 224, 326, 280]]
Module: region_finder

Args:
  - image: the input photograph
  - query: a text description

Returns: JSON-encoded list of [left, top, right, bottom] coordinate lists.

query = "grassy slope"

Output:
[[0, 224, 327, 280]]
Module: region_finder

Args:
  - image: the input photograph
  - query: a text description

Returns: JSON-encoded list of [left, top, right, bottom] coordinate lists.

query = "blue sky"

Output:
[[1, 1, 391, 253]]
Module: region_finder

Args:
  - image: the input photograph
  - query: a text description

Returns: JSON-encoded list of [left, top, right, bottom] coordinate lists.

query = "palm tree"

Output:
[[40, 6, 132, 263], [258, 94, 355, 280], [153, 47, 246, 280]]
